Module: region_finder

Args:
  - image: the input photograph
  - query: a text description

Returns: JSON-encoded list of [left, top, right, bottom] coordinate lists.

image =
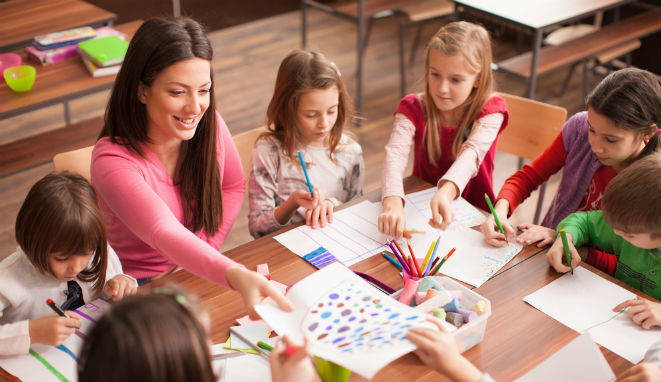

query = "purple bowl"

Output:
[[0, 53, 21, 74]]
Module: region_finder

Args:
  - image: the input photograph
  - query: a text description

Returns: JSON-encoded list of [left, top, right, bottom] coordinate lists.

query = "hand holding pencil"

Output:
[[546, 230, 581, 273], [481, 196, 516, 247], [269, 336, 321, 382]]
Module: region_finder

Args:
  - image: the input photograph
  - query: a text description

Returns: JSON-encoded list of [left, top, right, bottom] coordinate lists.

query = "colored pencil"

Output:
[[403, 229, 425, 235], [212, 351, 246, 360], [297, 151, 314, 197], [257, 341, 274, 351], [387, 241, 411, 275], [419, 240, 434, 274], [381, 251, 402, 271], [406, 239, 423, 277], [423, 236, 441, 275], [428, 257, 440, 276], [354, 271, 397, 294], [432, 248, 455, 275], [484, 194, 507, 243], [559, 229, 574, 274]]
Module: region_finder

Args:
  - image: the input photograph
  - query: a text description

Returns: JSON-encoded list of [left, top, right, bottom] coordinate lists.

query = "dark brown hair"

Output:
[[602, 153, 661, 236], [423, 21, 494, 162], [78, 288, 214, 382], [99, 17, 222, 234], [264, 49, 353, 161], [15, 172, 108, 294], [587, 68, 661, 160]]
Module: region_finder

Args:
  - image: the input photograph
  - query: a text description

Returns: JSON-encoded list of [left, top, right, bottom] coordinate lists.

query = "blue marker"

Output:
[[297, 151, 314, 197]]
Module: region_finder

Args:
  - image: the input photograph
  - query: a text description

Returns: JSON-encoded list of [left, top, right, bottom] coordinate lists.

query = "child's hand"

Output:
[[616, 362, 661, 382], [406, 316, 483, 382], [429, 186, 456, 230], [28, 312, 81, 346], [226, 266, 294, 320], [546, 233, 581, 273], [104, 275, 137, 301], [270, 336, 321, 382], [378, 196, 407, 238], [290, 188, 321, 210], [516, 223, 557, 247], [480, 213, 516, 247], [613, 298, 661, 329], [305, 198, 334, 229]]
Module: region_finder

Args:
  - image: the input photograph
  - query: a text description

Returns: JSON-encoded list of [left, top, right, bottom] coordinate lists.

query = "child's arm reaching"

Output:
[[270, 336, 321, 382], [613, 298, 661, 330], [407, 316, 489, 382]]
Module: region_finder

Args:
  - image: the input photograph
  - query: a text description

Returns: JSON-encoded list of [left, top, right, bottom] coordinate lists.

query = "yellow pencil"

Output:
[[403, 229, 425, 235], [420, 240, 435, 272]]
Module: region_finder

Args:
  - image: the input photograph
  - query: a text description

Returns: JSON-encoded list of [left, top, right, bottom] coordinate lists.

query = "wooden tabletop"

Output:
[[144, 175, 639, 381], [454, 0, 636, 29], [0, 0, 117, 53], [0, 20, 142, 121]]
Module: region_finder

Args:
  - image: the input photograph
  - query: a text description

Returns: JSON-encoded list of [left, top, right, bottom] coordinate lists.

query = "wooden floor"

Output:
[[0, 9, 601, 259]]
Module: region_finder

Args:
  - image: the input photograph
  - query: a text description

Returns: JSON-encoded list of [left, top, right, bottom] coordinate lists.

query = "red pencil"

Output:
[[432, 248, 456, 275], [406, 239, 423, 277], [427, 257, 440, 276]]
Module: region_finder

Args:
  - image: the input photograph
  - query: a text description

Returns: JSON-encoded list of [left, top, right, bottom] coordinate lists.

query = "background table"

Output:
[[0, 0, 116, 53]]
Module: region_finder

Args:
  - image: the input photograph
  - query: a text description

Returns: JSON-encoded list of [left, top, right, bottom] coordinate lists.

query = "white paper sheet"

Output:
[[523, 267, 661, 364], [214, 352, 271, 382], [274, 188, 487, 268], [255, 263, 434, 379], [514, 333, 615, 382], [433, 228, 522, 287]]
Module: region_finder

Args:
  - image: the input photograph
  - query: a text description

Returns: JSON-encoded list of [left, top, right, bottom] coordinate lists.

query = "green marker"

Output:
[[484, 194, 508, 244], [559, 229, 574, 274], [257, 340, 274, 351]]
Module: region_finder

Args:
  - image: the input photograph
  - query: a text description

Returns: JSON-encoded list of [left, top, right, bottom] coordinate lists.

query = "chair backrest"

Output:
[[52, 146, 95, 181], [232, 126, 269, 178], [496, 93, 567, 161]]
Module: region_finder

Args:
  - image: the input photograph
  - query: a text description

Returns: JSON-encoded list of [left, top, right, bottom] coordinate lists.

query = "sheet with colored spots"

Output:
[[255, 263, 434, 379]]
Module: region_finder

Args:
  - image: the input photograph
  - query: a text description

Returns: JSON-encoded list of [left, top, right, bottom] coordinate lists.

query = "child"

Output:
[[249, 50, 365, 238], [378, 21, 508, 237], [0, 172, 136, 356], [407, 316, 492, 382], [616, 342, 661, 382], [547, 154, 661, 302], [482, 68, 661, 249], [78, 288, 319, 382]]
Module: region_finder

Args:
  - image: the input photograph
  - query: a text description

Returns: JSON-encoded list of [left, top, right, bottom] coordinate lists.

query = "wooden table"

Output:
[[0, 0, 116, 53], [453, 0, 637, 99], [142, 176, 640, 381]]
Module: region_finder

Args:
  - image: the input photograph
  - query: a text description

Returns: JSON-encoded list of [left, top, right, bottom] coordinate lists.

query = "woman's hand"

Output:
[[29, 312, 81, 346], [226, 266, 294, 320], [104, 275, 138, 300], [378, 196, 407, 238]]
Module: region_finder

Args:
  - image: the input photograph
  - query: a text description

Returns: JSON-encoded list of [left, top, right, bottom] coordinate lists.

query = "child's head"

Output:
[[266, 49, 353, 159], [78, 287, 214, 382], [423, 21, 494, 162], [15, 172, 108, 293], [602, 153, 661, 249], [586, 68, 661, 169]]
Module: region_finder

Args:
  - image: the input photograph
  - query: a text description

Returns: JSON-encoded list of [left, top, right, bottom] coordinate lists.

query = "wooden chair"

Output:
[[395, 0, 455, 96], [232, 126, 268, 178], [496, 93, 567, 224], [52, 145, 94, 181]]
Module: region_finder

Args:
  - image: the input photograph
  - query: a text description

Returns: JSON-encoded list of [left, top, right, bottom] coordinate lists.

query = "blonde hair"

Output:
[[423, 21, 494, 163], [264, 49, 353, 162]]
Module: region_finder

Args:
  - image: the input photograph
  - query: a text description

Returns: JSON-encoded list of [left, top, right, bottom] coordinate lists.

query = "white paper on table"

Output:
[[514, 333, 615, 382], [434, 228, 522, 287], [523, 267, 661, 364], [523, 267, 636, 332], [214, 352, 271, 382], [404, 187, 486, 231], [228, 322, 270, 350], [255, 263, 434, 379]]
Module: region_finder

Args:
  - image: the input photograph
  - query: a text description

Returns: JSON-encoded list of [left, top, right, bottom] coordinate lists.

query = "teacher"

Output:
[[91, 17, 291, 317]]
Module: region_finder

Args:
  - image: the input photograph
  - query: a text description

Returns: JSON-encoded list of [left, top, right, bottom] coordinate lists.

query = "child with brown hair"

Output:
[[78, 287, 320, 382], [0, 172, 136, 356], [379, 21, 508, 237], [548, 153, 661, 302], [249, 49, 365, 238]]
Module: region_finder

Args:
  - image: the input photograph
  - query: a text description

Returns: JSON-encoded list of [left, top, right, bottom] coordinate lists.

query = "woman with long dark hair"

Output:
[[91, 17, 291, 316]]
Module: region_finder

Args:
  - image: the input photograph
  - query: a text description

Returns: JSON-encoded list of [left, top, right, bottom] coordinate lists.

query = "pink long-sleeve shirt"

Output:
[[91, 111, 244, 286]]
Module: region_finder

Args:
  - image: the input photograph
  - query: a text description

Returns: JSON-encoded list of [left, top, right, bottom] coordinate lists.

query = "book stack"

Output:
[[78, 35, 129, 77], [25, 27, 126, 67]]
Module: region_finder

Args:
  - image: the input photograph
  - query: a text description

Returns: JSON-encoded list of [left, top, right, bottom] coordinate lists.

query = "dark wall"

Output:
[[87, 0, 299, 31]]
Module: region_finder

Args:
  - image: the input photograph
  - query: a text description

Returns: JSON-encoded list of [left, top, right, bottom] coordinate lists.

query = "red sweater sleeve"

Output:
[[497, 132, 568, 213]]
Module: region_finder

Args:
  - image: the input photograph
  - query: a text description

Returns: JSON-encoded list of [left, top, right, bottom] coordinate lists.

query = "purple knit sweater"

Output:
[[541, 111, 602, 228]]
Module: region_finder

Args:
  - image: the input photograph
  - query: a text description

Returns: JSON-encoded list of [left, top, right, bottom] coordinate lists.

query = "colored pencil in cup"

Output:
[[484, 194, 507, 244], [381, 251, 402, 271], [559, 229, 574, 274], [406, 239, 423, 277], [419, 240, 434, 273], [297, 151, 314, 197], [432, 247, 455, 275], [423, 235, 441, 275], [387, 241, 411, 275]]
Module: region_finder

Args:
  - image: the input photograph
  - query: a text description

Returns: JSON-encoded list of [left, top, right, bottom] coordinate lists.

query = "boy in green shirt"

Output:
[[546, 154, 661, 327]]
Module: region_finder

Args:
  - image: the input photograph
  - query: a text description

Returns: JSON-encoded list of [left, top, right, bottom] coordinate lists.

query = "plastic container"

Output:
[[390, 276, 491, 353], [0, 53, 21, 73], [3, 65, 36, 92]]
